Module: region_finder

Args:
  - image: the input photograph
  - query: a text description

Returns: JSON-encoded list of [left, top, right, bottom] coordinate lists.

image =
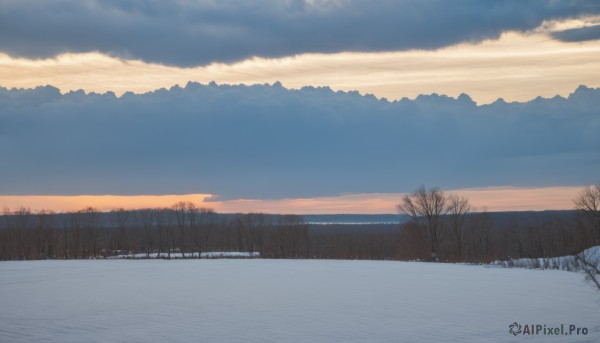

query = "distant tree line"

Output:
[[397, 185, 599, 263], [0, 186, 598, 264], [0, 202, 312, 260]]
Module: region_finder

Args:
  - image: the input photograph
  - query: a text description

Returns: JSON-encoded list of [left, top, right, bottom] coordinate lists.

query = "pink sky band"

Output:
[[0, 186, 584, 214]]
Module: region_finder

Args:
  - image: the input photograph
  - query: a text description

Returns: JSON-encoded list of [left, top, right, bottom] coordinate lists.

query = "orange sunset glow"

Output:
[[0, 186, 585, 214], [0, 194, 212, 213]]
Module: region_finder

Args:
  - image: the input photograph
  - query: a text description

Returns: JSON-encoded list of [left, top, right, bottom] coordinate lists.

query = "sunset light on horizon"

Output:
[[0, 186, 586, 214]]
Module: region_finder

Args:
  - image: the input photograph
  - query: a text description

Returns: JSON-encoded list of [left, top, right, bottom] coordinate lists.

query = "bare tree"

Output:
[[398, 186, 448, 261], [110, 208, 130, 251], [447, 194, 471, 261], [573, 185, 600, 291], [575, 250, 600, 292], [173, 201, 194, 258], [574, 184, 600, 244]]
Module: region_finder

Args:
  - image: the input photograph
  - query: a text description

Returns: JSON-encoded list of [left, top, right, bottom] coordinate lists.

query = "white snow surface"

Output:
[[491, 246, 600, 270], [1, 260, 599, 342]]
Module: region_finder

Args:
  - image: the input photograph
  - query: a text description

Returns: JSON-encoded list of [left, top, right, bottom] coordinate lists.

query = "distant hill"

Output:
[[303, 214, 408, 224], [0, 209, 578, 229], [305, 210, 580, 236], [303, 210, 577, 225]]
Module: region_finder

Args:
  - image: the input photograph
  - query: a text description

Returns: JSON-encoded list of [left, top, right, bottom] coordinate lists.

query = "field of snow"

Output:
[[1, 260, 598, 342]]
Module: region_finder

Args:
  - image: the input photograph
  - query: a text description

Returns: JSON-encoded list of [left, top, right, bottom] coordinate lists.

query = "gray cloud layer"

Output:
[[552, 24, 600, 42], [1, 83, 599, 199], [1, 0, 599, 66]]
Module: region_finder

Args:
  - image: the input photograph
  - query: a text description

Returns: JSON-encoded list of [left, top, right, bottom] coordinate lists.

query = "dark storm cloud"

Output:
[[552, 24, 600, 42], [0, 0, 599, 66], [1, 83, 598, 199]]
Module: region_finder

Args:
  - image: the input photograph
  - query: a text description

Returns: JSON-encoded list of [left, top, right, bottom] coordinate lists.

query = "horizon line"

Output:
[[0, 186, 584, 215]]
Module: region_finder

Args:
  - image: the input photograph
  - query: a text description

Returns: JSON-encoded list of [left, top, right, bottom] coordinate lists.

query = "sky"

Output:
[[1, 0, 599, 213]]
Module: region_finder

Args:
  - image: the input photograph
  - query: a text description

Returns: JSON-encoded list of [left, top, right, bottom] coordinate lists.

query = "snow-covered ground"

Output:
[[491, 246, 600, 270], [1, 260, 598, 342]]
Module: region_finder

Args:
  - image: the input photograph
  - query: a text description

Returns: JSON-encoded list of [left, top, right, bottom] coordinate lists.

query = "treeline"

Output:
[[1, 184, 599, 262], [397, 210, 595, 263], [0, 204, 398, 260], [0, 203, 311, 260], [310, 225, 400, 260], [397, 185, 599, 263]]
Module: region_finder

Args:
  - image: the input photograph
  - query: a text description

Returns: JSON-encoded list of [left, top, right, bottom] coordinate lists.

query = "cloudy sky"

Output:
[[1, 0, 599, 213]]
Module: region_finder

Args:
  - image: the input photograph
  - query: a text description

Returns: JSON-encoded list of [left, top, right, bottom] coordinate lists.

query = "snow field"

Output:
[[0, 259, 598, 342]]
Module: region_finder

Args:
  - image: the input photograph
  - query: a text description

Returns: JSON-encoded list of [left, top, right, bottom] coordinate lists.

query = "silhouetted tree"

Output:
[[398, 186, 448, 261], [574, 184, 600, 244]]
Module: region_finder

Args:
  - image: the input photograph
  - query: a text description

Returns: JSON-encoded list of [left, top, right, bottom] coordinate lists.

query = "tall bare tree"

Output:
[[398, 186, 448, 261], [574, 184, 600, 244]]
